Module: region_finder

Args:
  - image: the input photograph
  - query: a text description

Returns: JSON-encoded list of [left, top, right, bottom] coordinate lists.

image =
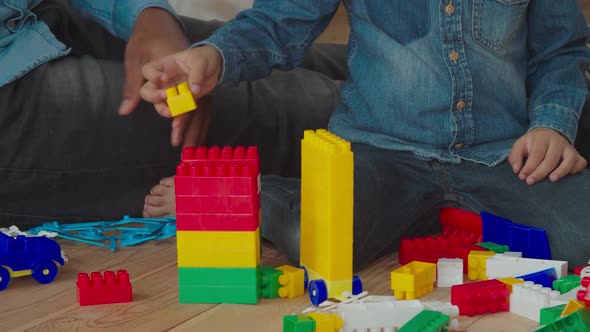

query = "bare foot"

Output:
[[143, 176, 176, 218]]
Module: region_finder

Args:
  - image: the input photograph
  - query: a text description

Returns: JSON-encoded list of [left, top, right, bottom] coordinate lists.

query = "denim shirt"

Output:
[[199, 0, 590, 166], [0, 0, 177, 87]]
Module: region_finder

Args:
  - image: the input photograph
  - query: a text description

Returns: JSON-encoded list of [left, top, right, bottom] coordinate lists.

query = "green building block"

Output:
[[476, 242, 510, 254], [534, 309, 590, 332], [260, 266, 283, 299], [178, 266, 259, 287], [398, 310, 450, 332], [540, 304, 567, 326], [179, 284, 259, 304], [553, 275, 581, 294], [283, 314, 316, 332]]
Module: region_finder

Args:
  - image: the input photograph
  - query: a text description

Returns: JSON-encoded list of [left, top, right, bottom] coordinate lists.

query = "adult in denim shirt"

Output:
[[0, 1, 346, 224], [142, 1, 590, 268]]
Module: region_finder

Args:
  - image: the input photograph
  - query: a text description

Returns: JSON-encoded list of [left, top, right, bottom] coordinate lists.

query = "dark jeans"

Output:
[[261, 145, 590, 271], [0, 1, 346, 225]]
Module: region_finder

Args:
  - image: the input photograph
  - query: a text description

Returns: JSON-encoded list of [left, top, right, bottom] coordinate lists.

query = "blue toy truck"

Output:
[[0, 232, 65, 290]]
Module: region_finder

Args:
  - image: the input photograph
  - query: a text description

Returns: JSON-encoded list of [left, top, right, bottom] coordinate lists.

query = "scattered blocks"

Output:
[[534, 308, 590, 332], [276, 265, 305, 298], [337, 300, 425, 331], [398, 310, 450, 332], [509, 281, 560, 322], [166, 82, 197, 117], [260, 266, 283, 299], [467, 250, 495, 281], [485, 255, 568, 279], [481, 211, 551, 260], [517, 268, 558, 289], [439, 207, 483, 241], [476, 242, 510, 253], [577, 276, 590, 307], [391, 261, 436, 300], [306, 312, 343, 332], [540, 304, 567, 326], [283, 314, 315, 332], [399, 235, 484, 272], [451, 279, 510, 316], [561, 299, 585, 317], [497, 277, 524, 293], [77, 270, 132, 306], [437, 258, 463, 287]]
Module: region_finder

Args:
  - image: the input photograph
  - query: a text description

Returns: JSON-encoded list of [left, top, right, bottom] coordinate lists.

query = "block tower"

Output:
[[175, 146, 261, 304]]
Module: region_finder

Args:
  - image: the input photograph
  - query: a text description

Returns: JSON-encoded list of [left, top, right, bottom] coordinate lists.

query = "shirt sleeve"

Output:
[[69, 0, 182, 41], [526, 0, 590, 143], [193, 0, 342, 86]]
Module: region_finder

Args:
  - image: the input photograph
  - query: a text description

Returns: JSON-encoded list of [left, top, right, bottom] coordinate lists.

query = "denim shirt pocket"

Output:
[[472, 0, 529, 53]]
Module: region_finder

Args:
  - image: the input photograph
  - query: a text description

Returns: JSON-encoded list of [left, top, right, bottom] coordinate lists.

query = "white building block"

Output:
[[551, 286, 584, 305], [422, 301, 460, 317], [500, 251, 522, 258], [485, 255, 568, 279], [337, 300, 424, 332], [509, 281, 560, 322], [437, 258, 463, 287]]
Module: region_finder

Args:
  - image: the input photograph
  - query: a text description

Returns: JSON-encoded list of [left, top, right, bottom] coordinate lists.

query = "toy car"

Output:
[[0, 232, 65, 290]]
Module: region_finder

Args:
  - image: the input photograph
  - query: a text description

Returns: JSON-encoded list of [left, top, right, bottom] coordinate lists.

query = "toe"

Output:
[[150, 184, 167, 196], [146, 194, 165, 206], [160, 176, 175, 187], [143, 205, 173, 218]]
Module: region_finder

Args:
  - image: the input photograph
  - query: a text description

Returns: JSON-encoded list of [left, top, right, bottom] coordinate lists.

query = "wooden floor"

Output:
[[1, 238, 540, 332]]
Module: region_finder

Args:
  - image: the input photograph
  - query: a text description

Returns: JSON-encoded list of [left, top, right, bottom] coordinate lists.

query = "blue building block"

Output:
[[481, 211, 551, 260], [517, 268, 558, 289]]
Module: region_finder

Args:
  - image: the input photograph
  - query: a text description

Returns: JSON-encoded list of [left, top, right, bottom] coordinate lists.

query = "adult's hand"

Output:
[[117, 7, 189, 117]]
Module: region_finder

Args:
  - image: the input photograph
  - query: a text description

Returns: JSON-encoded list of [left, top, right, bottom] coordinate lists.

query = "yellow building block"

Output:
[[561, 299, 585, 317], [276, 265, 305, 298], [467, 250, 495, 281], [497, 277, 524, 292], [166, 82, 197, 117], [307, 312, 343, 332], [390, 261, 437, 300], [300, 129, 353, 286], [176, 228, 260, 268]]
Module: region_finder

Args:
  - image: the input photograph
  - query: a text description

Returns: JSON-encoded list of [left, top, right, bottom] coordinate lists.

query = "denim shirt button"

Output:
[[445, 3, 455, 16], [454, 143, 463, 150], [449, 51, 459, 62], [456, 100, 465, 111]]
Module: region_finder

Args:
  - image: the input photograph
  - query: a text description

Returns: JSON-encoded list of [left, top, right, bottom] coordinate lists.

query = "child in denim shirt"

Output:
[[141, 1, 590, 268]]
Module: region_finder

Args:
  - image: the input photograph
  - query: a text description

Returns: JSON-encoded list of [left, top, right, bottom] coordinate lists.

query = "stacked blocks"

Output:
[[77, 270, 132, 306], [300, 130, 359, 304], [175, 146, 261, 304], [165, 82, 197, 117]]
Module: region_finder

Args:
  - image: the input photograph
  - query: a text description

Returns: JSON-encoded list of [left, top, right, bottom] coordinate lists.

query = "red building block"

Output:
[[574, 266, 589, 276], [451, 279, 510, 316], [577, 276, 590, 307], [176, 212, 259, 231], [77, 270, 133, 306], [440, 207, 483, 242], [399, 235, 485, 272]]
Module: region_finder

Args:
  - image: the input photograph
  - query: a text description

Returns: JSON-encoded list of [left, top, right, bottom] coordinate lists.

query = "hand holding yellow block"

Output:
[[166, 82, 197, 117]]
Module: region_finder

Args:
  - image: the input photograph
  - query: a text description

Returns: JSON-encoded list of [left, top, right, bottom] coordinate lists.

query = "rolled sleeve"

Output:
[[528, 103, 580, 143]]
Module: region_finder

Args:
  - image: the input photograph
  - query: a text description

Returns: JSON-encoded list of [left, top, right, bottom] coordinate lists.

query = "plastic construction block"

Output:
[[177, 266, 260, 304], [533, 308, 590, 332], [554, 275, 582, 294], [178, 145, 260, 180], [467, 250, 495, 281], [481, 211, 551, 260], [176, 228, 260, 268], [283, 314, 315, 332], [300, 130, 354, 284], [337, 300, 425, 331], [562, 299, 585, 317], [165, 82, 197, 117], [437, 258, 463, 288], [77, 270, 132, 306], [179, 284, 259, 304], [575, 266, 590, 276], [306, 312, 343, 332], [399, 235, 484, 273], [577, 277, 590, 307], [485, 255, 568, 280], [451, 279, 510, 317], [398, 310, 450, 332], [260, 266, 282, 299], [517, 268, 558, 289], [540, 304, 567, 325], [391, 261, 437, 300], [0, 232, 65, 290], [176, 212, 259, 232], [497, 277, 524, 293], [276, 265, 305, 298], [476, 242, 510, 253], [509, 281, 560, 322], [439, 207, 483, 242]]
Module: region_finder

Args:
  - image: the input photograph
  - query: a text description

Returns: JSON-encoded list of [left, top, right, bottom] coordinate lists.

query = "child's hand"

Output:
[[508, 127, 587, 185], [140, 45, 222, 118]]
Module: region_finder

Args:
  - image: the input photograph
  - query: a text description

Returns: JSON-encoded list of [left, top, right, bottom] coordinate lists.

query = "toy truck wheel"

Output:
[[352, 275, 363, 295], [309, 279, 328, 306], [32, 260, 58, 284], [0, 266, 11, 290]]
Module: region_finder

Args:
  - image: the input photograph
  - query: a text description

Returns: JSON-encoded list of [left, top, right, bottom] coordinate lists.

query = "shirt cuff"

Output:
[[192, 35, 238, 87], [528, 103, 580, 144]]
